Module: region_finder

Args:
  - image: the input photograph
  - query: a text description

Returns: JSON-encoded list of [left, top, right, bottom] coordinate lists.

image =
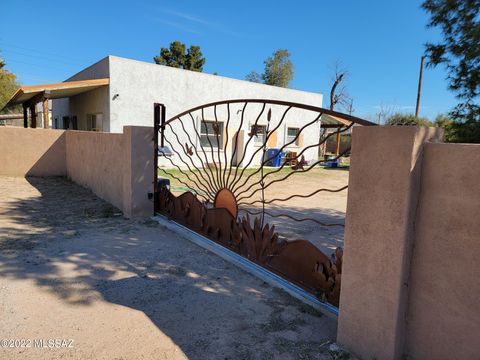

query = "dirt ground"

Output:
[[165, 167, 349, 255], [0, 176, 350, 360]]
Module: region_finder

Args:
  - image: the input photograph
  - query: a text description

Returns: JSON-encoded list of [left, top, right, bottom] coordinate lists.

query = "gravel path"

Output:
[[0, 177, 347, 360]]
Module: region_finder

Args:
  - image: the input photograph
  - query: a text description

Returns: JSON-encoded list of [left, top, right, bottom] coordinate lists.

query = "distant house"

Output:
[[4, 56, 372, 166]]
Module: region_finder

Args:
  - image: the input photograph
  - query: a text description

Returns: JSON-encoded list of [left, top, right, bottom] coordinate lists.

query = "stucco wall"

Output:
[[52, 57, 110, 130], [0, 126, 153, 218], [338, 127, 480, 360], [0, 128, 66, 176], [66, 131, 125, 211], [405, 142, 480, 359]]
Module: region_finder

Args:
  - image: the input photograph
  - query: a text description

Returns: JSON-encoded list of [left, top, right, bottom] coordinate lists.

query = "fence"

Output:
[[0, 126, 153, 218], [337, 126, 480, 360]]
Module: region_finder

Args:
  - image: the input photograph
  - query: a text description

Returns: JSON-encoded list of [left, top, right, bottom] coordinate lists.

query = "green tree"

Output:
[[246, 49, 293, 88], [153, 41, 205, 72], [422, 0, 480, 142], [0, 56, 21, 114], [385, 113, 433, 126]]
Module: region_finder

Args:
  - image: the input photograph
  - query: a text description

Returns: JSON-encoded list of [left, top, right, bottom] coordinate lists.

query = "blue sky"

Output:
[[0, 0, 456, 120]]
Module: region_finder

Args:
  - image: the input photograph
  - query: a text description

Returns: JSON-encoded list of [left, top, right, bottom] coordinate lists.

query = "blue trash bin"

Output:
[[265, 148, 283, 167]]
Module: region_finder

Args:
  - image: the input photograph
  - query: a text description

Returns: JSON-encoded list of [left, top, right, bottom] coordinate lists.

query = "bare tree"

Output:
[[329, 61, 351, 112], [373, 103, 398, 124]]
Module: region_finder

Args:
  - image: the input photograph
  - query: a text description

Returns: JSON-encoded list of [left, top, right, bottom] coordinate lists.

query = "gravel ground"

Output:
[[0, 176, 350, 360]]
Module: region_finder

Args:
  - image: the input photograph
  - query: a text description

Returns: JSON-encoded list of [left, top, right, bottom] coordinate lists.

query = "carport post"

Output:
[[23, 104, 28, 128], [29, 104, 36, 128]]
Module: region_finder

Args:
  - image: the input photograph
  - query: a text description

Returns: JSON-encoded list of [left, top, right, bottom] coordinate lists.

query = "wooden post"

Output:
[[23, 104, 28, 128], [415, 56, 425, 118], [335, 127, 341, 156], [42, 98, 49, 129], [30, 104, 36, 128]]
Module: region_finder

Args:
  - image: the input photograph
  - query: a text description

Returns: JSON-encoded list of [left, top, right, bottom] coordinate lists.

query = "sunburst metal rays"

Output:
[[156, 99, 373, 226]]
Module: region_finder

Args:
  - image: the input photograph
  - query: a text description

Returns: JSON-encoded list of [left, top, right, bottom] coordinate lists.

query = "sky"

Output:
[[0, 0, 457, 120]]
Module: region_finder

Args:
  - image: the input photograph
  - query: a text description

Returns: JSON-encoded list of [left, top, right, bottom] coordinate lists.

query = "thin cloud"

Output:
[[152, 18, 202, 34], [162, 9, 215, 26], [156, 7, 242, 37]]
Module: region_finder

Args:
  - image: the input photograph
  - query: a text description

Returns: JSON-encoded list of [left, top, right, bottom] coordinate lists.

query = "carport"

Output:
[[5, 78, 109, 129]]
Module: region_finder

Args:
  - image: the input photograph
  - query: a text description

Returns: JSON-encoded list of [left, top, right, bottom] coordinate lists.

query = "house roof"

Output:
[[4, 78, 110, 107]]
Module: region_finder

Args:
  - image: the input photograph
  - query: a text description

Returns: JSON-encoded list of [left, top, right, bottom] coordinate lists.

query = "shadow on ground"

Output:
[[0, 177, 342, 360]]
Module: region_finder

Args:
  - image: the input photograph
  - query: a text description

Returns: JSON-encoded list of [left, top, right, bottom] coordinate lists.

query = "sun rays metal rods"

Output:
[[226, 102, 248, 189], [239, 208, 345, 227], [229, 105, 293, 190], [231, 111, 322, 195], [234, 124, 354, 200], [236, 147, 351, 202], [173, 116, 219, 194], [187, 112, 221, 191], [237, 185, 349, 206], [222, 103, 231, 189], [162, 126, 218, 200], [229, 102, 267, 188]]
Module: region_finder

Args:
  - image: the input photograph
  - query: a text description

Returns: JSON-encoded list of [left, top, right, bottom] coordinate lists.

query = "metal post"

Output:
[[153, 103, 165, 214]]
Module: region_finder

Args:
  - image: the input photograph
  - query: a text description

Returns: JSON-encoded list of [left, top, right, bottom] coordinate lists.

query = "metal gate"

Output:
[[153, 99, 375, 307]]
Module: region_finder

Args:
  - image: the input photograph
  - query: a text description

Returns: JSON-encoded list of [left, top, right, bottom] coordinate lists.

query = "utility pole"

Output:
[[415, 56, 425, 118]]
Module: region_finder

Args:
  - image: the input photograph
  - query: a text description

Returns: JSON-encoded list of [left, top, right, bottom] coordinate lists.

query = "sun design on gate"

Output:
[[156, 99, 375, 307]]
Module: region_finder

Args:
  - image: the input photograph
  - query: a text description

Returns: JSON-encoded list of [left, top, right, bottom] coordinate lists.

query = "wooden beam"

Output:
[[23, 104, 28, 128], [30, 104, 36, 128], [42, 98, 49, 128], [335, 128, 341, 156], [24, 90, 50, 108]]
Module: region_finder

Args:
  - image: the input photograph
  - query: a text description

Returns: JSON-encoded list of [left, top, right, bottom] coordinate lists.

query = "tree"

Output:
[[246, 49, 293, 88], [0, 55, 21, 114], [328, 62, 351, 111], [153, 41, 205, 72], [422, 0, 480, 142], [385, 113, 433, 126]]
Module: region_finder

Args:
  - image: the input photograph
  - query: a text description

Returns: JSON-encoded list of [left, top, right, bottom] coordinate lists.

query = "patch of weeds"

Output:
[[0, 239, 38, 251], [83, 204, 119, 218], [297, 303, 324, 317], [273, 337, 331, 358], [139, 218, 159, 227]]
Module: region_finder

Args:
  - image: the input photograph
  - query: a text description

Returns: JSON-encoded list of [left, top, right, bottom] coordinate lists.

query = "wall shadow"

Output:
[[0, 177, 338, 359]]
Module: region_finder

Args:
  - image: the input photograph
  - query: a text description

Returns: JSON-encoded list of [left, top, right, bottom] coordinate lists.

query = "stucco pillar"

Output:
[[337, 126, 443, 360], [122, 126, 154, 218]]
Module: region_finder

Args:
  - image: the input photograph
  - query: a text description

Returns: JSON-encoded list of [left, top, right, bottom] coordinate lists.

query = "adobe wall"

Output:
[[0, 128, 66, 177], [405, 142, 480, 359], [338, 126, 480, 359], [0, 126, 153, 218]]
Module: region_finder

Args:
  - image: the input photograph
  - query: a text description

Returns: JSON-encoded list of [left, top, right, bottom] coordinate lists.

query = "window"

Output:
[[200, 120, 224, 149], [253, 125, 267, 145], [287, 127, 300, 145]]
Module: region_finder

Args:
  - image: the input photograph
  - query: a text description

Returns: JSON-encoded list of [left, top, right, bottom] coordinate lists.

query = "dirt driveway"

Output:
[[0, 177, 347, 360]]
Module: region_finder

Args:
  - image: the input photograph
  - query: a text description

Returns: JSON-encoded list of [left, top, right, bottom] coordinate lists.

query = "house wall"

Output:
[[337, 126, 480, 360], [108, 56, 322, 166], [52, 57, 110, 130]]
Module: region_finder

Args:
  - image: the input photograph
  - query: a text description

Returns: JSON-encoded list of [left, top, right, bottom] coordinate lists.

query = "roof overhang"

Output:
[[320, 113, 357, 128], [4, 78, 110, 108]]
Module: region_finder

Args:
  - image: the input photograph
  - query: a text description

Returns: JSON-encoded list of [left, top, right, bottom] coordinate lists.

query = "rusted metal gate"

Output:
[[153, 99, 375, 307]]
